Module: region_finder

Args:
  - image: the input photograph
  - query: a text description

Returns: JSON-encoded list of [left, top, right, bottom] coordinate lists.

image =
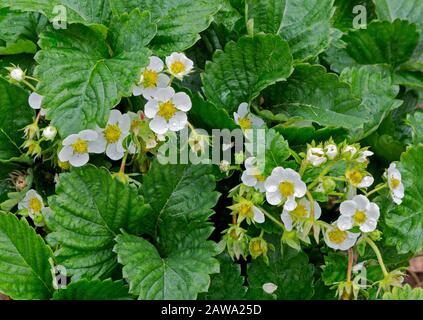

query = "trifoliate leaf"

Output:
[[247, 238, 315, 300], [200, 253, 247, 300], [340, 65, 402, 140], [109, 0, 221, 55], [266, 64, 363, 130], [0, 78, 34, 161], [382, 284, 423, 300], [203, 34, 293, 113], [0, 0, 112, 26], [52, 279, 132, 300], [342, 20, 419, 66], [0, 213, 54, 300], [246, 0, 335, 59], [46, 165, 151, 280], [380, 146, 423, 254], [35, 24, 150, 136], [407, 110, 423, 145]]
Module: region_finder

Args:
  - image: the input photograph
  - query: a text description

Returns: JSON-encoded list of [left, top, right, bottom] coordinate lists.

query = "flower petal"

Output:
[[353, 195, 370, 210], [28, 92, 43, 109], [168, 111, 187, 132], [339, 200, 357, 216], [337, 215, 353, 231], [149, 56, 164, 72], [69, 153, 89, 167], [149, 116, 168, 135], [266, 191, 282, 205], [106, 143, 124, 161], [253, 206, 265, 224], [145, 100, 159, 118], [172, 92, 192, 112], [58, 146, 73, 162], [241, 171, 257, 187], [280, 212, 293, 231]]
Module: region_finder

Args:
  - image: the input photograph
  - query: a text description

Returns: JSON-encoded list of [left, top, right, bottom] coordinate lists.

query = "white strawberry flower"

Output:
[[324, 144, 338, 160], [133, 56, 170, 99], [233, 103, 264, 130], [307, 147, 327, 167], [18, 189, 46, 227], [337, 195, 380, 233], [58, 130, 102, 167], [28, 92, 47, 116], [10, 67, 24, 81], [324, 224, 360, 251], [357, 150, 374, 163], [385, 163, 405, 205], [43, 126, 57, 140], [343, 145, 358, 156], [346, 168, 374, 188], [165, 52, 194, 79], [91, 110, 132, 161], [280, 198, 321, 231], [144, 87, 191, 134], [264, 167, 307, 211], [241, 157, 266, 192]]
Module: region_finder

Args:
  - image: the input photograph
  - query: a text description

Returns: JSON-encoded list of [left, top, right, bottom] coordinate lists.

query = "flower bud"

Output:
[[325, 144, 338, 160], [219, 160, 230, 173], [322, 177, 336, 193], [307, 147, 327, 167], [252, 192, 264, 205], [9, 67, 25, 82], [43, 126, 57, 140], [249, 237, 268, 259]]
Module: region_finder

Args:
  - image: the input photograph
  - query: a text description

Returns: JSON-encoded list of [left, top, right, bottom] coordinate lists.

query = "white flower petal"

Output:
[[357, 176, 374, 188], [132, 85, 143, 96], [241, 171, 257, 187], [155, 87, 175, 102], [264, 176, 280, 193], [172, 92, 192, 112], [145, 100, 159, 118], [353, 195, 370, 211], [58, 146, 73, 162], [262, 283, 278, 294], [108, 110, 122, 125], [69, 153, 89, 167], [237, 103, 249, 118], [253, 206, 265, 224], [266, 191, 282, 205], [157, 73, 170, 88], [106, 143, 124, 161], [360, 219, 377, 233], [284, 196, 297, 211], [339, 200, 357, 216], [366, 203, 380, 220], [281, 212, 293, 231], [149, 56, 164, 72], [119, 113, 131, 133], [88, 134, 106, 154], [337, 215, 353, 231], [28, 92, 43, 109], [168, 111, 187, 132], [149, 116, 168, 135], [79, 129, 98, 141], [62, 134, 78, 146]]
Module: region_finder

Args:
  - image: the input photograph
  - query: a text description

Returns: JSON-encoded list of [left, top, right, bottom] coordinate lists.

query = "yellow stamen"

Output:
[[71, 138, 88, 154], [158, 101, 177, 121], [238, 116, 252, 130], [291, 204, 308, 218], [104, 124, 122, 144], [279, 181, 295, 197], [239, 202, 253, 218], [29, 197, 42, 213], [346, 169, 363, 185], [255, 175, 266, 182], [390, 177, 400, 189], [353, 210, 367, 224], [170, 61, 186, 74], [328, 228, 347, 244], [142, 69, 158, 88]]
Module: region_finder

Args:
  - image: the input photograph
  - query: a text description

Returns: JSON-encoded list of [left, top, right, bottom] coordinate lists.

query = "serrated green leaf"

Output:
[[380, 146, 423, 254], [264, 129, 290, 175], [382, 284, 423, 300], [203, 34, 293, 114], [407, 110, 423, 145], [52, 279, 132, 300], [109, 0, 221, 55], [340, 65, 402, 140], [246, 0, 335, 59], [46, 165, 150, 280], [0, 213, 54, 300], [0, 78, 34, 161], [35, 24, 150, 136], [266, 64, 363, 130], [342, 20, 419, 66], [247, 238, 315, 300], [200, 253, 247, 300], [0, 0, 112, 26], [321, 251, 348, 285]]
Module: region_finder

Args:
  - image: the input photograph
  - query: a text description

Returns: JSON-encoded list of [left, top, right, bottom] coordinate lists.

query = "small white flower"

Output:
[[337, 195, 380, 232], [307, 147, 327, 167], [91, 110, 132, 161], [280, 198, 321, 231], [343, 145, 358, 157], [43, 126, 57, 140], [10, 67, 24, 81], [133, 56, 170, 99], [233, 103, 264, 130], [386, 163, 404, 205], [357, 150, 374, 163], [28, 92, 47, 116], [241, 157, 266, 192], [165, 52, 194, 79], [18, 189, 44, 215], [144, 87, 191, 134], [324, 224, 360, 251], [264, 167, 307, 211], [58, 130, 101, 167], [262, 283, 278, 294], [346, 169, 374, 188], [325, 144, 338, 160]]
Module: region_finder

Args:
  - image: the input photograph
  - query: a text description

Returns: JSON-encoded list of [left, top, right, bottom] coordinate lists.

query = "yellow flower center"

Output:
[[255, 175, 266, 182], [238, 116, 252, 130], [158, 101, 177, 121], [239, 202, 253, 218], [328, 228, 347, 244], [291, 204, 308, 218], [170, 61, 186, 74], [104, 124, 122, 144], [29, 197, 42, 213], [279, 181, 295, 197], [142, 69, 158, 88], [251, 241, 263, 254], [346, 169, 363, 185], [353, 210, 367, 224], [390, 177, 400, 189], [71, 138, 88, 154]]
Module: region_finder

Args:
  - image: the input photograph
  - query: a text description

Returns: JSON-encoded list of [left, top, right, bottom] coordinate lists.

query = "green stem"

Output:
[[259, 206, 286, 231], [365, 237, 389, 277], [22, 79, 37, 92], [366, 184, 388, 198], [347, 248, 353, 283], [306, 191, 315, 221], [119, 152, 129, 174], [289, 148, 302, 164], [308, 162, 335, 190]]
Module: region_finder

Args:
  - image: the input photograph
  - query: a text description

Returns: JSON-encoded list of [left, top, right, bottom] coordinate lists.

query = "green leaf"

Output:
[[340, 65, 402, 140], [382, 284, 423, 300], [266, 64, 363, 130], [381, 146, 423, 254], [0, 213, 54, 300], [46, 165, 150, 280], [0, 78, 34, 161], [264, 129, 290, 175], [200, 253, 247, 300], [203, 34, 293, 114], [0, 0, 112, 26], [374, 0, 423, 32], [407, 110, 423, 145], [35, 24, 150, 136], [115, 163, 221, 299], [394, 71, 423, 90], [332, 0, 376, 31], [321, 251, 348, 285], [342, 20, 419, 66], [52, 279, 132, 300], [247, 238, 315, 300], [246, 0, 335, 59], [109, 0, 221, 55]]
